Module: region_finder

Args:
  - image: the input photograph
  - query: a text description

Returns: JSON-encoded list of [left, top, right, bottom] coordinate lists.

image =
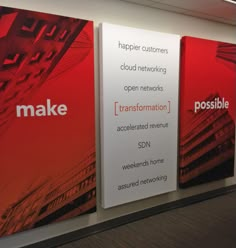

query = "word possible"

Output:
[[194, 97, 229, 113]]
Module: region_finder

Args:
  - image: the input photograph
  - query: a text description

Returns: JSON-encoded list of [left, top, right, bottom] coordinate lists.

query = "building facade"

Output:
[[0, 150, 96, 237], [179, 94, 235, 187]]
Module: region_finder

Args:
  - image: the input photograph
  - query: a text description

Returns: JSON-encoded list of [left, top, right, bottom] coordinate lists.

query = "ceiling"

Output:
[[121, 0, 236, 25]]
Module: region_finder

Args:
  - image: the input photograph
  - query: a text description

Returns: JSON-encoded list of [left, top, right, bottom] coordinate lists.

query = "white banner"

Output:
[[100, 23, 180, 208]]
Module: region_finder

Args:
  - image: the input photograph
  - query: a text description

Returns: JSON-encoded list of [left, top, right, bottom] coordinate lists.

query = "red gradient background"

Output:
[[0, 7, 95, 236], [179, 36, 235, 187], [180, 36, 235, 122]]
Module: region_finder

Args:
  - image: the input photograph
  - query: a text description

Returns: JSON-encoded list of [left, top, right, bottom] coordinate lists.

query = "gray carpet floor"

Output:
[[57, 191, 236, 248]]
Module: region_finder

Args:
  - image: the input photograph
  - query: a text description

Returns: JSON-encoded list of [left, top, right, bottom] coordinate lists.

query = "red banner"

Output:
[[0, 7, 95, 237], [179, 36, 235, 188]]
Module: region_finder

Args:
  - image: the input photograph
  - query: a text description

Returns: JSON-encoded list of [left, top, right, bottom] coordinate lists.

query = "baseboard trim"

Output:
[[22, 185, 236, 248]]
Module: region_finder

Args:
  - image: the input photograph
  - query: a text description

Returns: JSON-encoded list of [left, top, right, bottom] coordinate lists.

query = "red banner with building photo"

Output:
[[179, 36, 235, 188], [0, 6, 96, 237]]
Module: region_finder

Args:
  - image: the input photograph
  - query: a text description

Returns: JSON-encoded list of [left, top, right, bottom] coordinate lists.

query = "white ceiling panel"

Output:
[[121, 0, 236, 25]]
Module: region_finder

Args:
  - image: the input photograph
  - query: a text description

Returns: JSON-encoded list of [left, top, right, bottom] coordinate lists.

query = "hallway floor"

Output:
[[57, 191, 236, 248]]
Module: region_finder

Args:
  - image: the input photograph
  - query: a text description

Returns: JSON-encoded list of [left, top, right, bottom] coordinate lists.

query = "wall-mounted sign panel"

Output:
[[0, 7, 96, 238], [179, 36, 235, 188], [100, 23, 180, 208]]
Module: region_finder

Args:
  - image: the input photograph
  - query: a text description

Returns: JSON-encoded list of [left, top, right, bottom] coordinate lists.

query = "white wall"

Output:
[[0, 0, 235, 247]]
